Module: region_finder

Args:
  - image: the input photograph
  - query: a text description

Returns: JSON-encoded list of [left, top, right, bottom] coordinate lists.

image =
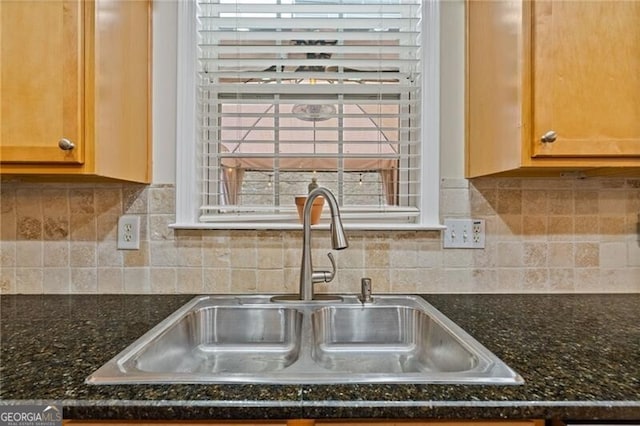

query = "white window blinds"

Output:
[[194, 0, 424, 225]]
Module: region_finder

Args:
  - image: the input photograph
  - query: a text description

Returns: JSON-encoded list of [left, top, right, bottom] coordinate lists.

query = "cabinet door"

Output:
[[532, 0, 640, 158], [0, 0, 83, 163]]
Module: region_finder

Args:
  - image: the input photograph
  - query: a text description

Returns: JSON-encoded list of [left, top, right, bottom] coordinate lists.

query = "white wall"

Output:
[[152, 0, 178, 184], [151, 0, 466, 184]]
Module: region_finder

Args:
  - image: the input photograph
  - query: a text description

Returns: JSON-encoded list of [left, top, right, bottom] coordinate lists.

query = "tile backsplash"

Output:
[[1, 177, 639, 294]]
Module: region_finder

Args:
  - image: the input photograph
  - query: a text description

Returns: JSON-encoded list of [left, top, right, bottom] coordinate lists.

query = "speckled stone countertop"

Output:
[[1, 294, 639, 421]]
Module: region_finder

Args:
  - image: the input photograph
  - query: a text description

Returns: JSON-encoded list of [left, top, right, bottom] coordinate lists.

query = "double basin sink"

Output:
[[87, 294, 523, 385]]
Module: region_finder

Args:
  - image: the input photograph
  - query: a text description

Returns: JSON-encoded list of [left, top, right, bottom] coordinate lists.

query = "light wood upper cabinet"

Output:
[[466, 0, 640, 178], [0, 0, 151, 183]]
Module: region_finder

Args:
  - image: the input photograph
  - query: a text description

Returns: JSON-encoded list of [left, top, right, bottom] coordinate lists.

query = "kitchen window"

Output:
[[175, 0, 441, 229]]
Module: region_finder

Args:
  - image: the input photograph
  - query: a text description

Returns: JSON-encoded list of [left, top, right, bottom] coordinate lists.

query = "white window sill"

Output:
[[169, 222, 445, 231]]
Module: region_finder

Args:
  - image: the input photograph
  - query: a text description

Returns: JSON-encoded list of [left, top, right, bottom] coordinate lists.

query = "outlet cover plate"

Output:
[[117, 215, 140, 250], [443, 218, 485, 249]]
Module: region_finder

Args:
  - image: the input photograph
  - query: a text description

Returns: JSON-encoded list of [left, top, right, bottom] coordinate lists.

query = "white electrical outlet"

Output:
[[443, 218, 485, 249], [117, 215, 140, 250]]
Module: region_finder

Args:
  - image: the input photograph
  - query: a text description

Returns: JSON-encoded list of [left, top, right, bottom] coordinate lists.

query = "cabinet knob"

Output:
[[58, 138, 76, 150], [540, 131, 557, 143]]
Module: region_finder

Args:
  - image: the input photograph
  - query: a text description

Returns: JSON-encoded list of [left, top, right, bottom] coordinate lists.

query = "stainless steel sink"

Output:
[[311, 305, 478, 374], [87, 295, 523, 385], [129, 305, 302, 374]]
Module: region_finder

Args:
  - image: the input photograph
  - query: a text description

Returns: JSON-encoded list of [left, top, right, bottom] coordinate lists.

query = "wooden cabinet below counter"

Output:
[[0, 0, 151, 183], [466, 0, 640, 178]]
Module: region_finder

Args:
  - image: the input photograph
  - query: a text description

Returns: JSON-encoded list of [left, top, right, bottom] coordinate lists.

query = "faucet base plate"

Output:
[[271, 294, 343, 303]]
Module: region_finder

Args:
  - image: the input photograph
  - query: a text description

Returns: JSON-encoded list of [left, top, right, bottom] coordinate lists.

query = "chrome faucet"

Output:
[[270, 186, 348, 303], [300, 186, 349, 301], [298, 187, 348, 301]]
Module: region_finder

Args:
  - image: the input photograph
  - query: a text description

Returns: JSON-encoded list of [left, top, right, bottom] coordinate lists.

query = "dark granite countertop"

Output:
[[1, 294, 638, 421]]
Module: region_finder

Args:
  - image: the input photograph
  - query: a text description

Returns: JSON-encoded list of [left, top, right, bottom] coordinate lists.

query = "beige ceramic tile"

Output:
[[523, 268, 548, 290], [0, 269, 15, 294], [202, 238, 231, 268], [17, 216, 42, 240], [69, 189, 95, 214], [177, 268, 204, 293], [521, 190, 548, 215], [15, 188, 42, 218], [547, 216, 575, 241], [471, 242, 496, 268], [628, 241, 640, 267], [523, 242, 547, 267], [150, 268, 178, 293], [389, 268, 421, 293], [389, 239, 418, 268], [70, 268, 97, 293], [256, 233, 284, 270], [575, 190, 599, 215], [496, 189, 522, 215], [203, 268, 231, 293], [149, 240, 178, 267], [44, 268, 71, 293], [337, 237, 364, 269], [148, 214, 172, 241], [231, 268, 257, 292], [97, 241, 123, 267], [123, 267, 150, 293], [491, 214, 522, 241], [16, 268, 43, 293], [256, 269, 287, 293], [123, 185, 148, 214], [496, 242, 523, 267], [548, 268, 575, 291], [230, 232, 258, 269], [548, 190, 574, 215], [0, 211, 17, 240], [599, 268, 639, 292], [440, 188, 471, 216], [69, 214, 97, 241], [473, 268, 499, 292], [43, 216, 69, 241], [522, 216, 547, 238], [98, 268, 124, 293], [573, 268, 600, 292], [440, 268, 476, 292], [123, 241, 150, 267], [95, 187, 123, 216], [70, 242, 97, 267], [96, 215, 119, 241], [599, 190, 627, 215], [548, 242, 574, 267], [364, 241, 390, 268], [574, 242, 599, 267], [43, 241, 69, 267], [443, 249, 473, 268], [598, 216, 626, 239], [0, 242, 16, 267], [599, 242, 627, 268], [469, 187, 497, 216], [573, 215, 598, 241], [15, 241, 43, 267], [149, 186, 176, 214]]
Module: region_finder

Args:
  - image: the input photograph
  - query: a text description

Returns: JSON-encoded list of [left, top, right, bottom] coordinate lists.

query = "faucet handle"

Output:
[[311, 252, 337, 284]]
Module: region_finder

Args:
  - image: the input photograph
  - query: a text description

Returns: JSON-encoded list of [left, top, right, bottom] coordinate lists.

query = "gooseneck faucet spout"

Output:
[[299, 187, 348, 301]]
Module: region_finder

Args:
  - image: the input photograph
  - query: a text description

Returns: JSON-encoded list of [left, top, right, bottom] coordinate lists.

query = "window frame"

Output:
[[174, 0, 442, 230]]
